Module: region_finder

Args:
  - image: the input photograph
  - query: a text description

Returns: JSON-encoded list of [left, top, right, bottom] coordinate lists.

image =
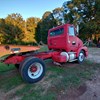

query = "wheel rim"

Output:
[[28, 63, 43, 79], [79, 52, 84, 62]]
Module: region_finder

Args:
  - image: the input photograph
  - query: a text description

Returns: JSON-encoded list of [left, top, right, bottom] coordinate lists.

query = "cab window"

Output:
[[68, 26, 75, 36], [50, 28, 64, 36]]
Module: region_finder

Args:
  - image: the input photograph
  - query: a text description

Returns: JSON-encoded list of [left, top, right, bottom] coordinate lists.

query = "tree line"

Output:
[[0, 0, 100, 45], [0, 14, 40, 45]]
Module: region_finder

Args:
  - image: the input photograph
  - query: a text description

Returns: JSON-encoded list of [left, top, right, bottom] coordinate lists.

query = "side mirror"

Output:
[[75, 25, 79, 36], [75, 31, 79, 36], [76, 25, 79, 34]]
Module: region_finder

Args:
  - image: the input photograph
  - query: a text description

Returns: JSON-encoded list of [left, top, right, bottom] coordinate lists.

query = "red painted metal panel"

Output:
[[48, 24, 69, 51], [4, 56, 25, 64], [52, 55, 66, 63]]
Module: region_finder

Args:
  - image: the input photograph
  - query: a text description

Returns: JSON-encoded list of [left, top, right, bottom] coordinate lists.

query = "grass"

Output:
[[0, 46, 100, 100], [0, 63, 15, 73], [0, 75, 23, 91], [6, 60, 99, 100], [38, 45, 48, 52]]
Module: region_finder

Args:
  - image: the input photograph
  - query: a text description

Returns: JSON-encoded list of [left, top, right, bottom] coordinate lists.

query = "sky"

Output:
[[0, 0, 66, 19]]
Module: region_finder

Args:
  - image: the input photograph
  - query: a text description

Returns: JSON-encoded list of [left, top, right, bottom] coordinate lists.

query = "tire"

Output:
[[77, 50, 85, 63], [19, 57, 45, 83]]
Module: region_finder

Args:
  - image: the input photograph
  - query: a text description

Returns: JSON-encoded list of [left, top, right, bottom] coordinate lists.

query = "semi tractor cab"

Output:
[[48, 24, 88, 63]]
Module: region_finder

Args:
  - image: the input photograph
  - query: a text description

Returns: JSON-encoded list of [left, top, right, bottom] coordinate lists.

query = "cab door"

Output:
[[68, 26, 78, 51]]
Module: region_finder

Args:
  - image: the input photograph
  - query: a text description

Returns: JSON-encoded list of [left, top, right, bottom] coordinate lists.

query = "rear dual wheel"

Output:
[[19, 57, 45, 83]]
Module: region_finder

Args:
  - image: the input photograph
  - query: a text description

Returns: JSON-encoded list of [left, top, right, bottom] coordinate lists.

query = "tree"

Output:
[[35, 21, 41, 43], [79, 0, 100, 41], [62, 0, 100, 41], [5, 13, 24, 44], [0, 18, 5, 44], [35, 11, 57, 44], [23, 17, 40, 43], [5, 13, 25, 30], [94, 0, 100, 34], [53, 8, 64, 25]]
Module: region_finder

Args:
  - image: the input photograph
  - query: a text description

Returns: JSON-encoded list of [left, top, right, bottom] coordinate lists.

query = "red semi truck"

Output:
[[0, 24, 88, 83]]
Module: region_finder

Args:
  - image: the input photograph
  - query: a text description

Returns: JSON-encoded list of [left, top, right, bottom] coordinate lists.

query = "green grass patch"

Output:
[[38, 45, 48, 52], [0, 75, 23, 92], [0, 63, 15, 73]]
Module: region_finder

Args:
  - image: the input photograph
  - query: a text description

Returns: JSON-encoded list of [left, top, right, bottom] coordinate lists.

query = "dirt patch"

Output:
[[87, 47, 100, 63], [79, 71, 100, 100], [57, 84, 87, 100], [0, 84, 25, 100], [0, 69, 24, 100], [0, 90, 5, 100], [57, 71, 100, 100]]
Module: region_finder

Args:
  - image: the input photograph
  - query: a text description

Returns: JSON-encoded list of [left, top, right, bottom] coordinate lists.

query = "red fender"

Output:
[[76, 46, 88, 57]]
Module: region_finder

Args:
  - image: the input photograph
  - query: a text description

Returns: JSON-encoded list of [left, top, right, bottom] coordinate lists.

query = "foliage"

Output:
[[35, 11, 57, 43], [0, 19, 5, 44], [53, 7, 64, 25], [63, 0, 100, 41], [0, 14, 40, 45], [23, 17, 40, 43], [79, 0, 100, 40], [0, 13, 24, 44]]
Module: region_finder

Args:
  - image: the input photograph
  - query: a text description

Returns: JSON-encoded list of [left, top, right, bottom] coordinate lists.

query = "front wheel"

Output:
[[19, 57, 45, 83], [77, 50, 85, 63]]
